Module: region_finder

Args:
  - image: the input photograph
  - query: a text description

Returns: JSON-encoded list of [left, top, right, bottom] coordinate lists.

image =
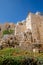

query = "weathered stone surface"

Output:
[[0, 12, 43, 50]]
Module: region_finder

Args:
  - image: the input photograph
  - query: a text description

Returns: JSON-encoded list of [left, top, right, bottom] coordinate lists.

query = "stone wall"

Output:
[[0, 23, 16, 38], [26, 12, 43, 44], [15, 21, 26, 35]]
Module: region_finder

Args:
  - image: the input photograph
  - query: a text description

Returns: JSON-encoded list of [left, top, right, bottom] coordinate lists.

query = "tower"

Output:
[[26, 12, 43, 44]]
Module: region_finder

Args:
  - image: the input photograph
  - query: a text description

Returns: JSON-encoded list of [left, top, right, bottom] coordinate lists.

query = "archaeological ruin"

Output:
[[0, 12, 43, 51]]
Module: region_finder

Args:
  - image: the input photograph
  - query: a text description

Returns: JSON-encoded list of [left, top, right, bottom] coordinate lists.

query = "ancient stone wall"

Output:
[[26, 12, 43, 44], [15, 21, 26, 35]]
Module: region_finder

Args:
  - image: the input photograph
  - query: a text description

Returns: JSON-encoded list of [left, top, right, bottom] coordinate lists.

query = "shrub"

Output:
[[22, 57, 43, 65], [3, 29, 14, 35], [0, 56, 43, 65], [2, 57, 15, 65], [0, 56, 23, 65]]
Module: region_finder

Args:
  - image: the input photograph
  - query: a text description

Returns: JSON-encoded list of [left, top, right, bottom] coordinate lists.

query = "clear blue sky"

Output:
[[0, 0, 43, 23]]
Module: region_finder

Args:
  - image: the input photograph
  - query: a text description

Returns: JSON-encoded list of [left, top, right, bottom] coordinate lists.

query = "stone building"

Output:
[[20, 29, 33, 50], [0, 24, 3, 38], [15, 20, 26, 35], [0, 12, 43, 50], [0, 22, 16, 38], [4, 22, 16, 31], [26, 12, 43, 44]]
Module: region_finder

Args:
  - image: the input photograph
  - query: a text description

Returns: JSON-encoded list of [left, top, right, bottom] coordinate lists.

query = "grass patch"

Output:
[[0, 48, 43, 65], [0, 48, 43, 58]]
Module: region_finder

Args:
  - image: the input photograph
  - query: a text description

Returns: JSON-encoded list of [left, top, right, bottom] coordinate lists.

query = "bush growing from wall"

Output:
[[3, 29, 14, 35]]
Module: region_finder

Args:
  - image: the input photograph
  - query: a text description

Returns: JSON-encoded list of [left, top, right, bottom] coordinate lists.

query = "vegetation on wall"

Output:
[[3, 29, 14, 35]]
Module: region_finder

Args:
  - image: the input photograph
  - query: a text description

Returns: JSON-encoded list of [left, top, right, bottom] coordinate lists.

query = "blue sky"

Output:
[[0, 0, 43, 23]]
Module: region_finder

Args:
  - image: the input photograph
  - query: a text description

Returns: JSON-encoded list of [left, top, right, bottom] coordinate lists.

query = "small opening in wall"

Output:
[[34, 39, 36, 43], [8, 25, 10, 28], [0, 28, 1, 31]]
